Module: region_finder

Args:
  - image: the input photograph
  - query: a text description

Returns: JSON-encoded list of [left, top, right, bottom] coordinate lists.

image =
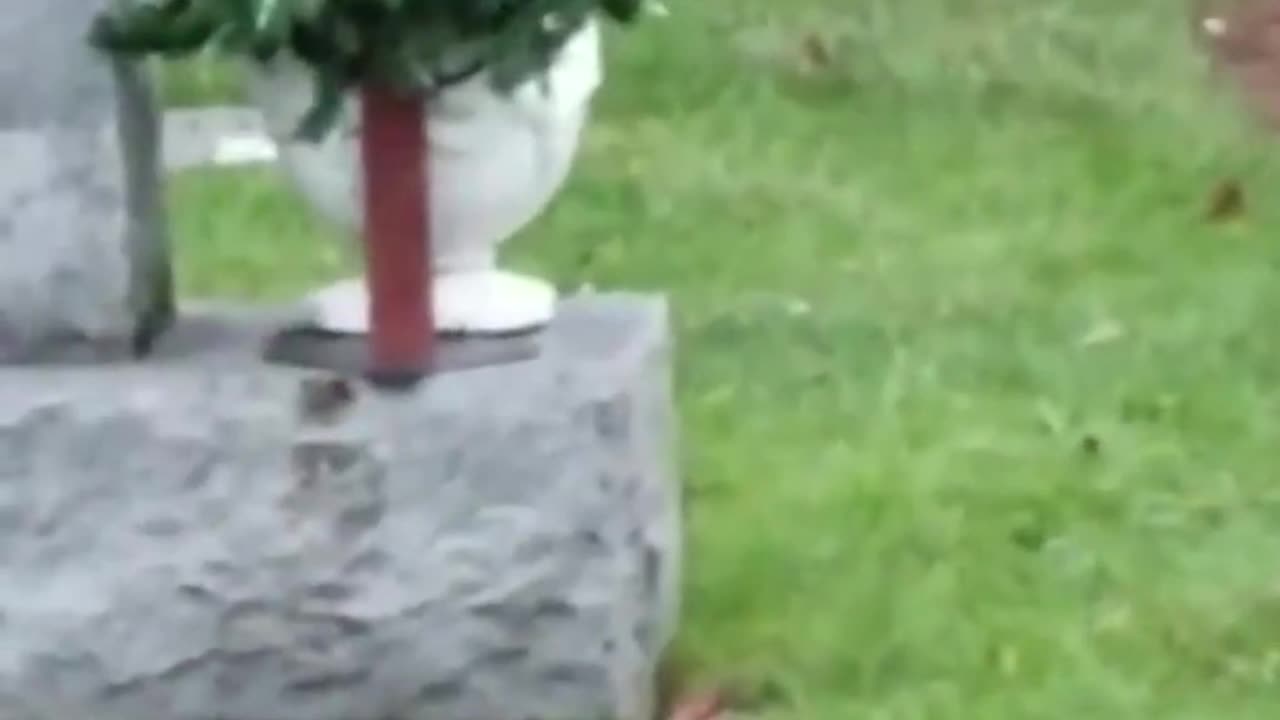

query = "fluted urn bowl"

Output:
[[244, 20, 602, 335]]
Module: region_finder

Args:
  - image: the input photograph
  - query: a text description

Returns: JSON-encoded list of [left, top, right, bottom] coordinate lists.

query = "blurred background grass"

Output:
[[163, 2, 1280, 718]]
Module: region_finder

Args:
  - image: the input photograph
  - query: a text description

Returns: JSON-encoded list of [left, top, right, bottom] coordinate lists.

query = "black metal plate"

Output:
[[263, 324, 542, 382]]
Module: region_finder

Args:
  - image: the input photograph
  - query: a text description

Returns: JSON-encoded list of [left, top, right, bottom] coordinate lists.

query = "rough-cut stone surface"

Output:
[[0, 293, 682, 720], [0, 0, 172, 362]]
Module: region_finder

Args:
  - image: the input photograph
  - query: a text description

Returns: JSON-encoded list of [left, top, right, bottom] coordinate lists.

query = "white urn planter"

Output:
[[244, 19, 603, 336]]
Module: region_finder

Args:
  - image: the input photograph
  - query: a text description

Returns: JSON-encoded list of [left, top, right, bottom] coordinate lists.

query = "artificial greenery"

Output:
[[89, 0, 646, 140]]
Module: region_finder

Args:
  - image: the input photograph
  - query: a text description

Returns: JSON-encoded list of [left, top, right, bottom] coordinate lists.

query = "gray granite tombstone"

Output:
[[0, 0, 172, 362], [0, 4, 682, 720], [0, 294, 682, 720]]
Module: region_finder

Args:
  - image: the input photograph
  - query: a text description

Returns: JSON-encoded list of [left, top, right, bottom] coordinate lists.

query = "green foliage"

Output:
[[89, 0, 646, 139]]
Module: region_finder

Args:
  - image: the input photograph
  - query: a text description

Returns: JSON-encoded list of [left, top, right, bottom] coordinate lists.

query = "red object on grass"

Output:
[[667, 691, 726, 720], [359, 84, 434, 385]]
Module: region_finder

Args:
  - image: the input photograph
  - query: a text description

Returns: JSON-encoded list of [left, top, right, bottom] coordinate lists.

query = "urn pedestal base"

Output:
[[0, 293, 681, 720], [305, 269, 558, 337]]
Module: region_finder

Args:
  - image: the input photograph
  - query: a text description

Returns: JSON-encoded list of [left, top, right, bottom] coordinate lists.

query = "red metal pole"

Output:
[[359, 84, 434, 387]]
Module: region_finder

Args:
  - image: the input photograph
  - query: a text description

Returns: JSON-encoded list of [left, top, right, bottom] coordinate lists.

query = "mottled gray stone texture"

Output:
[[0, 0, 173, 362], [0, 294, 682, 720]]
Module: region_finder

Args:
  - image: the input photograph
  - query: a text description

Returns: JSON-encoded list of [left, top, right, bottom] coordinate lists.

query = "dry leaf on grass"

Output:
[[667, 690, 727, 720], [801, 32, 834, 69], [1206, 178, 1246, 222]]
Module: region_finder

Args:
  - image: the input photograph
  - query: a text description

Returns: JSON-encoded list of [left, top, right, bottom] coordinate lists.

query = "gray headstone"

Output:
[[0, 293, 682, 720], [0, 0, 173, 363]]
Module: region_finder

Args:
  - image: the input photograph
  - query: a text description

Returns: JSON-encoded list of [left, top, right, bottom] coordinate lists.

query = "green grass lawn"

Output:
[[165, 1, 1280, 717]]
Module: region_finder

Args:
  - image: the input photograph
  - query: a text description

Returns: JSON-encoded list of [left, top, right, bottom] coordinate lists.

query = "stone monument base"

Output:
[[0, 293, 681, 720]]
